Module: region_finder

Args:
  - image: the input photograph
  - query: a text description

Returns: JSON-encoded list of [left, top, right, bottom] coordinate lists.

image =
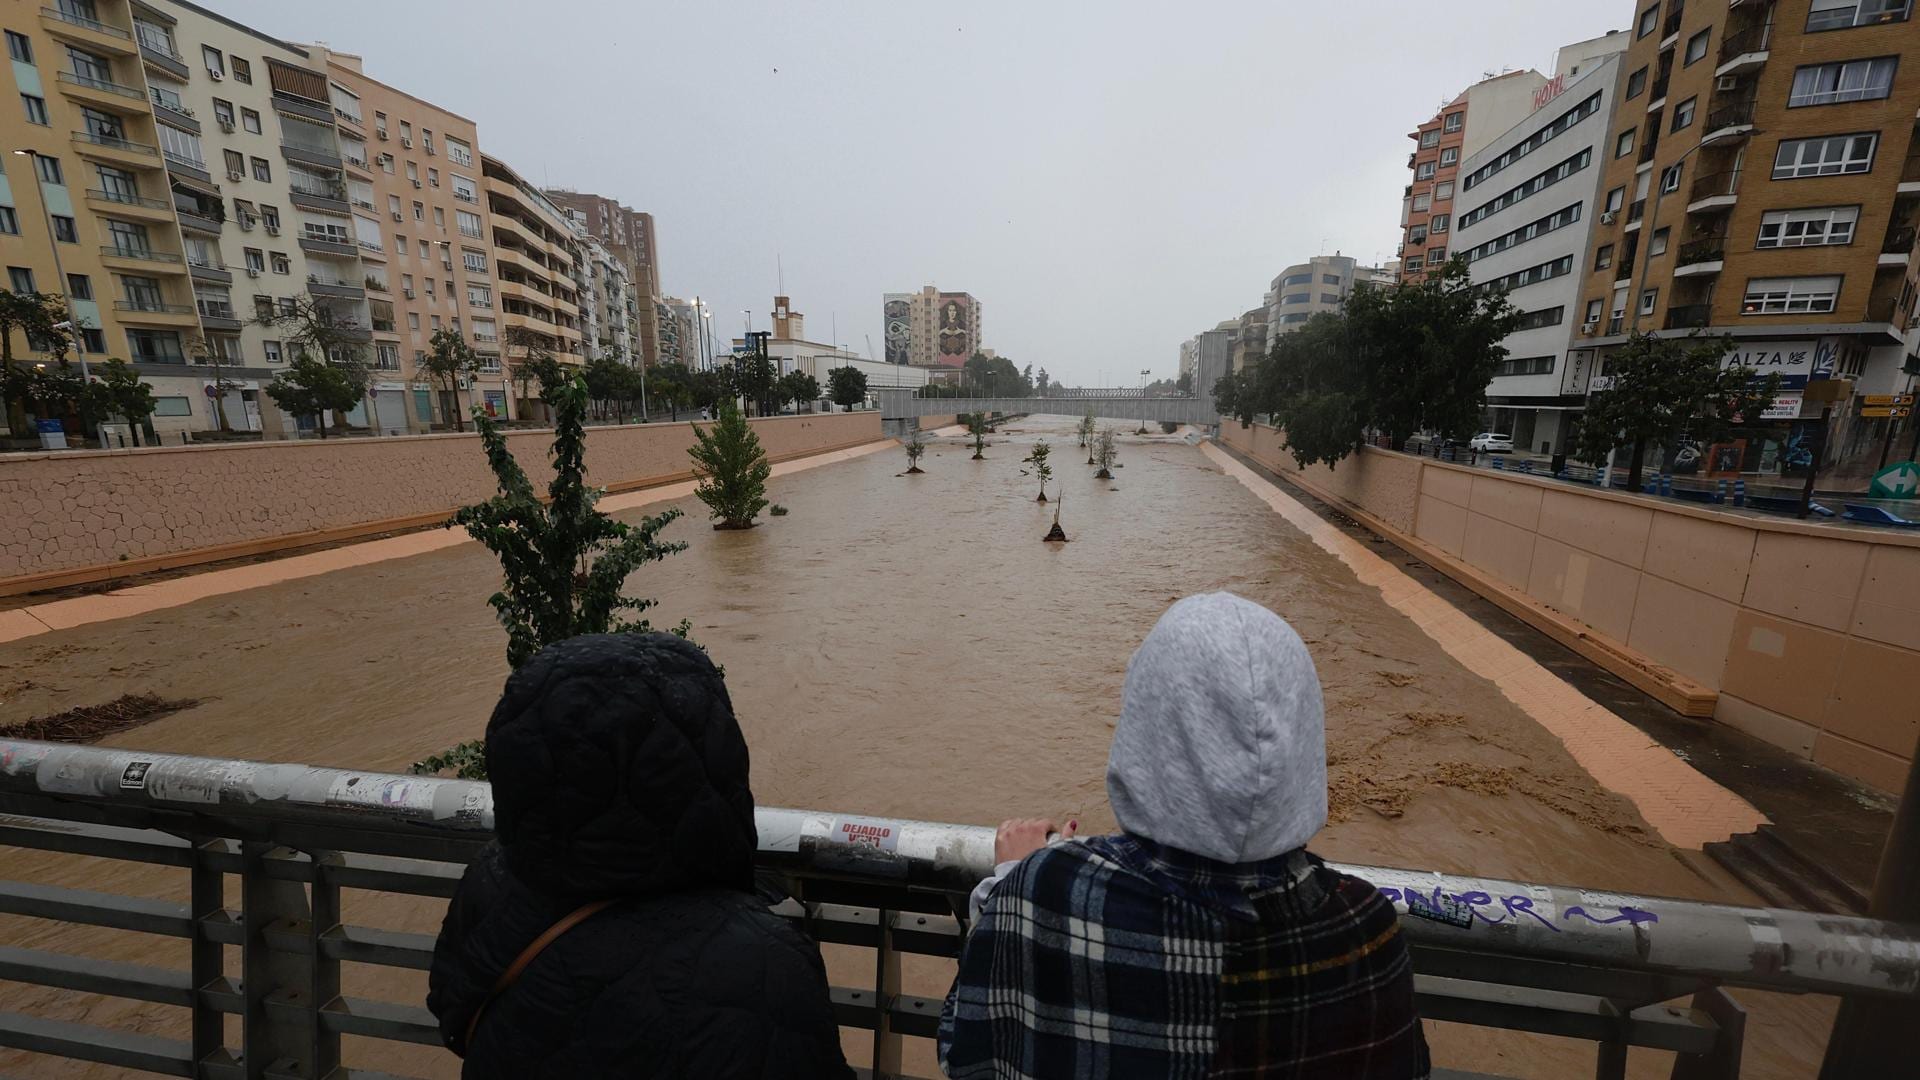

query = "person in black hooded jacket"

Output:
[[427, 632, 851, 1079]]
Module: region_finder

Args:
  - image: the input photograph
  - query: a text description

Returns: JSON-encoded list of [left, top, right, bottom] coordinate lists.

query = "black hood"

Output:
[[484, 632, 757, 898]]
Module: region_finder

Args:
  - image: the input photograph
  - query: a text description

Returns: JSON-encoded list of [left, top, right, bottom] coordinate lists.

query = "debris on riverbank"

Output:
[[0, 693, 200, 743]]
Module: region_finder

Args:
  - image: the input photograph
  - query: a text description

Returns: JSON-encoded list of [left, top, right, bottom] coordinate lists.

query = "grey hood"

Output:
[[1106, 592, 1328, 864]]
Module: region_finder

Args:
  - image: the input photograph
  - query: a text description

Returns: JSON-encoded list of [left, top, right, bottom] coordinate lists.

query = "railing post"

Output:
[[307, 853, 343, 1078], [870, 907, 903, 1080], [190, 838, 226, 1071], [240, 842, 313, 1078]]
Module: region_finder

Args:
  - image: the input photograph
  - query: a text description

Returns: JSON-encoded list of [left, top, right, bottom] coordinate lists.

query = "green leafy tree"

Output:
[[4, 359, 85, 424], [1094, 428, 1118, 479], [1025, 439, 1054, 501], [650, 361, 693, 420], [904, 432, 926, 473], [266, 356, 365, 439], [412, 374, 689, 778], [505, 328, 566, 419], [80, 359, 155, 433], [418, 327, 481, 431], [689, 367, 731, 414], [1175, 371, 1194, 396], [0, 290, 72, 433], [828, 365, 868, 411], [582, 356, 638, 423], [1035, 367, 1051, 395], [732, 355, 777, 416], [967, 412, 989, 459], [1078, 410, 1096, 449], [1572, 332, 1778, 491], [689, 401, 771, 529], [1212, 371, 1245, 427], [778, 370, 820, 412]]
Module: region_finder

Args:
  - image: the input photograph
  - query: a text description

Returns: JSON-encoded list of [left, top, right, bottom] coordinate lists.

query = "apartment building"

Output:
[[1575, 0, 1920, 456], [482, 154, 582, 381], [1, 0, 200, 434], [1263, 254, 1398, 346], [576, 230, 636, 362], [1399, 69, 1550, 285], [1230, 305, 1269, 373], [543, 190, 659, 366], [1455, 36, 1630, 454], [657, 295, 700, 367], [883, 285, 982, 367], [312, 48, 505, 425]]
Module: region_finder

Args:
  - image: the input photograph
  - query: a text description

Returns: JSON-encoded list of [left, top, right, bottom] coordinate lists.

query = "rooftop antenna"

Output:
[[777, 254, 784, 296]]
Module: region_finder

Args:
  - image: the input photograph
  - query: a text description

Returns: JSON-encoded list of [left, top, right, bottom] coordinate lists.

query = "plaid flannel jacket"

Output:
[[938, 835, 1429, 1079]]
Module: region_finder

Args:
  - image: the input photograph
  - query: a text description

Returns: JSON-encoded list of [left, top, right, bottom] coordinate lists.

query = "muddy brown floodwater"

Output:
[[0, 416, 1830, 1078]]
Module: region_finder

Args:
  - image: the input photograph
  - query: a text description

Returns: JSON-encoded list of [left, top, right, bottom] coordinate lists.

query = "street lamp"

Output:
[[12, 148, 90, 380]]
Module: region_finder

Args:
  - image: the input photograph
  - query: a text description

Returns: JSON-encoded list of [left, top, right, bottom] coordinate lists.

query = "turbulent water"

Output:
[[0, 415, 1832, 1078]]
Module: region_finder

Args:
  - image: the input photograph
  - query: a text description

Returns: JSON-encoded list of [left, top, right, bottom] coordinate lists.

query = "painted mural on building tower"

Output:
[[936, 292, 972, 365], [884, 295, 911, 365]]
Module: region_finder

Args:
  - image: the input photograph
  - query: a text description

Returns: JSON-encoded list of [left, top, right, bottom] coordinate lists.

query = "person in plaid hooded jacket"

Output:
[[940, 592, 1430, 1078]]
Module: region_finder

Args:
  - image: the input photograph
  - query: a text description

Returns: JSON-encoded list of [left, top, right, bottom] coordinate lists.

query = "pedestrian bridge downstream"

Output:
[[874, 387, 1218, 426]]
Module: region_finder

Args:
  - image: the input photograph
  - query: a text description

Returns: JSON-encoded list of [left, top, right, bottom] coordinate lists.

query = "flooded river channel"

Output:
[[0, 416, 1829, 1077]]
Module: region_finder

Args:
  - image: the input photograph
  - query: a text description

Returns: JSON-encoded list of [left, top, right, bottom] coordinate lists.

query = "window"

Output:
[[1479, 254, 1576, 294], [232, 200, 256, 230], [399, 121, 412, 142], [424, 278, 435, 295], [251, 157, 270, 182], [1626, 66, 1648, 99], [20, 94, 47, 126], [412, 200, 424, 221], [430, 314, 441, 330], [1660, 163, 1683, 192], [50, 215, 75, 242], [1638, 4, 1659, 35], [1408, 225, 1428, 243], [212, 98, 234, 126], [1773, 133, 1877, 178], [1671, 97, 1696, 131], [223, 149, 244, 176], [1615, 129, 1636, 158], [1319, 292, 1340, 304], [1430, 213, 1450, 233], [1403, 256, 1424, 271], [1807, 0, 1914, 32], [447, 137, 473, 166], [276, 296, 297, 317], [451, 174, 477, 202], [407, 312, 419, 330], [244, 248, 264, 272], [1281, 292, 1311, 305], [157, 124, 202, 166], [1789, 58, 1898, 107], [1460, 147, 1593, 228], [8, 267, 34, 293], [1639, 288, 1659, 316], [66, 273, 91, 300], [457, 209, 483, 238], [1426, 246, 1446, 262], [201, 45, 223, 76], [405, 161, 419, 182], [231, 57, 251, 83], [123, 276, 162, 308], [1492, 356, 1556, 377], [462, 248, 488, 273], [379, 154, 394, 174], [126, 329, 185, 364], [1416, 161, 1436, 180], [1435, 180, 1454, 199], [105, 219, 148, 255], [1586, 299, 1604, 324], [1743, 276, 1841, 313], [1420, 130, 1441, 149], [468, 284, 492, 307], [1444, 112, 1463, 132], [1412, 193, 1431, 212], [1650, 228, 1670, 256], [1281, 272, 1313, 287], [433, 207, 445, 229], [5, 30, 30, 63], [270, 251, 290, 274], [241, 107, 261, 134], [263, 339, 282, 363], [1439, 147, 1458, 166], [1322, 273, 1341, 286], [418, 239, 430, 259], [1684, 29, 1711, 65], [1594, 243, 1614, 270], [0, 206, 15, 234], [151, 396, 192, 416], [260, 205, 279, 230], [32, 155, 62, 185], [395, 233, 406, 254], [1756, 206, 1860, 247]]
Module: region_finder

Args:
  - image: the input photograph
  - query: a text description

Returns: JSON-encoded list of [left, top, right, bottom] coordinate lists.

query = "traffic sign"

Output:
[[1870, 461, 1920, 500], [1863, 394, 1915, 407], [1861, 406, 1912, 418]]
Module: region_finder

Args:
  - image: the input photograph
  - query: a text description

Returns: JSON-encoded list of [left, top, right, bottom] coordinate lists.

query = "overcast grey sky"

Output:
[[215, 1, 1616, 387]]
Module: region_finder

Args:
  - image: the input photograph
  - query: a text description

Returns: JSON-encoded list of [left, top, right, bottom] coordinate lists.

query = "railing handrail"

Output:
[[0, 738, 1915, 1002]]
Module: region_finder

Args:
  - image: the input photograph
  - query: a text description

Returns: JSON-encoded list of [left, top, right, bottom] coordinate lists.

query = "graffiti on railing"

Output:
[[1383, 885, 1659, 933]]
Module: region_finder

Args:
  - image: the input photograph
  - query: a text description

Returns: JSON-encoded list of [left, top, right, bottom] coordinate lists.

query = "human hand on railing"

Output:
[[994, 817, 1077, 864]]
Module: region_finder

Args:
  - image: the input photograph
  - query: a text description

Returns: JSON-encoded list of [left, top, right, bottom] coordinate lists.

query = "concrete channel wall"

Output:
[[1219, 421, 1920, 793], [0, 412, 884, 593]]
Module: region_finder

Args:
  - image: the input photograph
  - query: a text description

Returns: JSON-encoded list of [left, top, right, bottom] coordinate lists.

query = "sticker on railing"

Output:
[[119, 761, 152, 791], [830, 816, 900, 852], [146, 763, 220, 804]]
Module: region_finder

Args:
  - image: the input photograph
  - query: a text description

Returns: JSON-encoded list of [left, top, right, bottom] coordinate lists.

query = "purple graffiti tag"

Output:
[[1502, 894, 1561, 933], [1457, 891, 1499, 925], [1563, 905, 1659, 927], [1378, 887, 1402, 904]]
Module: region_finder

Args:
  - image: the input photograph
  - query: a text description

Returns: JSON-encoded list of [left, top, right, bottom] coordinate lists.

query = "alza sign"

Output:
[[1721, 341, 1813, 389]]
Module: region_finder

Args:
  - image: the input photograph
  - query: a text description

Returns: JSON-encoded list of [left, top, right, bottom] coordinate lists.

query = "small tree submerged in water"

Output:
[[1078, 411, 1095, 448], [904, 432, 926, 473], [1094, 428, 1118, 479], [1025, 440, 1053, 501], [967, 413, 989, 460], [690, 401, 772, 529], [412, 375, 689, 779]]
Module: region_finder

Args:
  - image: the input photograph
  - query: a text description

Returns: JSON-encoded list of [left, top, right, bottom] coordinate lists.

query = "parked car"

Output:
[[1469, 432, 1514, 453]]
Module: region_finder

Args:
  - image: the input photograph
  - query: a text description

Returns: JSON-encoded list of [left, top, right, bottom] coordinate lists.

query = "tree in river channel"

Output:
[[689, 400, 772, 529], [1025, 439, 1054, 501], [1226, 257, 1520, 468], [1078, 410, 1096, 449], [966, 412, 989, 459], [904, 432, 926, 473], [1572, 332, 1778, 492], [411, 374, 690, 779], [1094, 428, 1119, 479]]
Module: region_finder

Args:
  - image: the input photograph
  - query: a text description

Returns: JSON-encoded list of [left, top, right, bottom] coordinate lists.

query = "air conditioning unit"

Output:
[[238, 218, 253, 231], [1600, 210, 1617, 224], [218, 120, 235, 133], [1716, 75, 1740, 91], [1579, 323, 1598, 336], [400, 137, 412, 148], [411, 179, 422, 189], [246, 268, 261, 278], [208, 69, 223, 81], [226, 169, 244, 182], [425, 145, 435, 156], [264, 224, 280, 236], [376, 130, 388, 140], [403, 288, 415, 299], [391, 211, 403, 221]]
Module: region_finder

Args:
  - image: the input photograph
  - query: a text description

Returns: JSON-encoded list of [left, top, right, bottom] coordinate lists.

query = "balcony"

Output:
[[99, 244, 183, 272], [1880, 225, 1917, 268], [111, 299, 198, 327], [270, 91, 334, 125], [1899, 152, 1920, 196], [364, 275, 389, 293], [174, 207, 222, 235], [298, 234, 356, 257], [83, 187, 171, 222], [1716, 23, 1771, 77], [195, 301, 243, 331], [1701, 100, 1756, 145], [334, 108, 365, 133], [137, 35, 188, 80], [1648, 73, 1670, 103], [1687, 170, 1740, 213], [163, 152, 212, 186], [1665, 304, 1713, 329], [54, 70, 144, 110], [306, 276, 366, 300], [147, 91, 197, 133], [1627, 198, 1647, 224], [289, 185, 351, 215], [1638, 132, 1660, 164], [1662, 4, 1685, 38], [1606, 314, 1625, 335], [1674, 235, 1728, 276], [186, 256, 231, 284], [39, 6, 135, 55]]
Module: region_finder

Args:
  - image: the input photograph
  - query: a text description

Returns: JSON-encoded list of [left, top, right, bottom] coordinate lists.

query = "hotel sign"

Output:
[[1532, 74, 1568, 111]]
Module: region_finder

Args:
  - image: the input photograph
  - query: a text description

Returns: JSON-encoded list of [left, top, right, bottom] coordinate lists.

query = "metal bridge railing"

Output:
[[0, 740, 1913, 1079]]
